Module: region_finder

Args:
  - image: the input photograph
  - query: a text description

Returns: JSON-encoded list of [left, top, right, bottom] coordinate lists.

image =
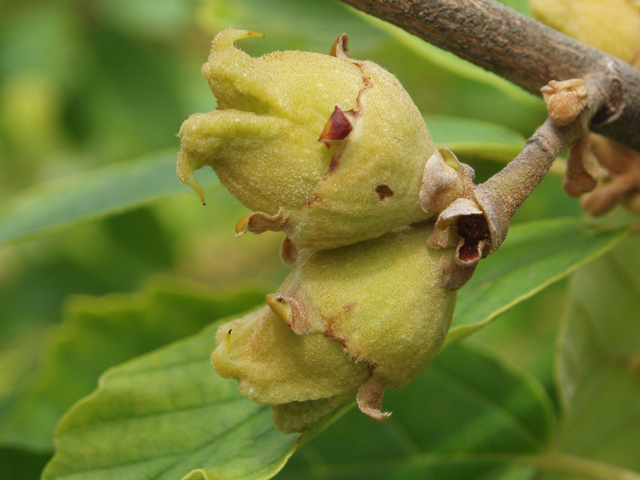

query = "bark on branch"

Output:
[[338, 0, 640, 152]]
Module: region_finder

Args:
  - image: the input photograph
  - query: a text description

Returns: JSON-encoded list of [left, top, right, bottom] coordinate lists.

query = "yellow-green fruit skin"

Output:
[[274, 224, 456, 390], [211, 306, 368, 405], [285, 58, 436, 249], [211, 306, 368, 432], [177, 28, 436, 250], [211, 224, 457, 432], [529, 0, 640, 62]]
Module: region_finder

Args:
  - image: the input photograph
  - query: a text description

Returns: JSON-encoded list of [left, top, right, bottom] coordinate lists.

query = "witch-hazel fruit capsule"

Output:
[[211, 224, 457, 433], [177, 28, 438, 250]]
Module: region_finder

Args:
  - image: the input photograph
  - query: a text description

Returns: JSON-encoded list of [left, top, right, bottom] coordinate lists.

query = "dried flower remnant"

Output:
[[177, 28, 437, 250], [540, 79, 588, 127], [419, 113, 583, 290], [581, 134, 640, 215], [211, 225, 457, 432], [531, 0, 640, 216], [541, 79, 607, 197]]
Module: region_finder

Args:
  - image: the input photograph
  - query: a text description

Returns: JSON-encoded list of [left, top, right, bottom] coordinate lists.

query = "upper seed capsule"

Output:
[[177, 28, 437, 250]]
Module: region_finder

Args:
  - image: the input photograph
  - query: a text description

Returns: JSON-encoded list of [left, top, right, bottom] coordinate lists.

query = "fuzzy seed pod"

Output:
[[211, 224, 457, 432], [177, 28, 436, 250]]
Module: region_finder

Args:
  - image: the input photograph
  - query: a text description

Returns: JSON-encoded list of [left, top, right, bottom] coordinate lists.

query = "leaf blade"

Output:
[[424, 115, 526, 162], [549, 236, 640, 473], [0, 279, 267, 452], [277, 343, 553, 480], [42, 317, 298, 480], [445, 218, 628, 347], [0, 150, 217, 246]]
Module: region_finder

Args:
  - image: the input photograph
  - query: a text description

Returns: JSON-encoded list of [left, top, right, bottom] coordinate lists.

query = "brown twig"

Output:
[[338, 0, 640, 153]]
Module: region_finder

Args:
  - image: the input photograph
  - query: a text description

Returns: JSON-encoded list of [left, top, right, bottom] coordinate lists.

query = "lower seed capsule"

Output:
[[211, 224, 457, 432]]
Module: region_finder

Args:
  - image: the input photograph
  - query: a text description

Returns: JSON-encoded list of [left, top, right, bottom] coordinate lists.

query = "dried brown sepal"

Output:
[[280, 237, 298, 267], [357, 375, 391, 422], [541, 79, 589, 127], [318, 105, 353, 145], [581, 175, 637, 215], [440, 249, 478, 291], [580, 133, 640, 215], [235, 209, 288, 237], [563, 132, 602, 197], [421, 149, 496, 283], [420, 148, 468, 215], [422, 113, 584, 287], [427, 190, 488, 269]]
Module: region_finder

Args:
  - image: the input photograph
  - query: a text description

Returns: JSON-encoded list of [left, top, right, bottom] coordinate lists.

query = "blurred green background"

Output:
[[0, 0, 587, 478]]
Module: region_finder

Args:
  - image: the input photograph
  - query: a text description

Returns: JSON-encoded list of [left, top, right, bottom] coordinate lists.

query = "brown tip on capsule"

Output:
[[235, 212, 252, 237], [265, 294, 293, 328], [319, 106, 353, 146], [329, 33, 350, 57]]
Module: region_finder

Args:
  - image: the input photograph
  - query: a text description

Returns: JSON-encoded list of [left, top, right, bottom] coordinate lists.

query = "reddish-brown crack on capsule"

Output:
[[327, 154, 342, 174], [457, 215, 489, 263], [323, 302, 357, 352], [323, 328, 349, 351], [318, 106, 353, 146], [375, 185, 394, 200], [303, 195, 320, 208]]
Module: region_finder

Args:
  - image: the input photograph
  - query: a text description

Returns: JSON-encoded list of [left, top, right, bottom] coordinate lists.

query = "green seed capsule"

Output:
[[211, 224, 457, 432], [178, 28, 437, 250]]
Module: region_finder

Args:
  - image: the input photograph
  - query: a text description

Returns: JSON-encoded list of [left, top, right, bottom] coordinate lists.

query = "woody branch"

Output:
[[338, 0, 640, 153]]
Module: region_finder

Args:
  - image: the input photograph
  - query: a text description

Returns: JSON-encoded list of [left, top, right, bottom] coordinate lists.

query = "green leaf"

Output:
[[547, 236, 640, 476], [0, 278, 267, 451], [0, 446, 52, 480], [43, 341, 552, 480], [0, 149, 219, 246], [425, 115, 526, 162], [445, 218, 628, 347], [496, 0, 532, 16], [277, 343, 553, 480], [42, 317, 299, 480]]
